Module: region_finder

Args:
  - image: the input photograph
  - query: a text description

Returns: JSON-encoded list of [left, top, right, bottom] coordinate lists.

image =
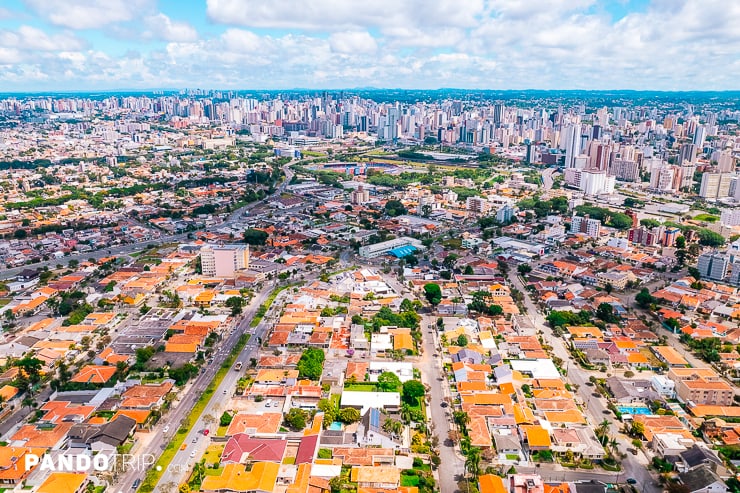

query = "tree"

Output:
[[225, 296, 245, 316], [517, 264, 532, 275], [464, 265, 474, 275], [675, 236, 686, 249], [284, 408, 308, 430], [687, 266, 701, 280], [402, 380, 426, 406], [243, 228, 269, 245], [384, 200, 407, 217], [15, 356, 43, 384], [604, 282, 613, 294], [337, 407, 361, 423], [456, 334, 469, 347], [377, 371, 401, 392], [635, 288, 655, 309], [382, 417, 403, 436], [13, 229, 27, 239], [596, 303, 618, 323], [697, 228, 725, 247], [442, 254, 458, 271], [297, 348, 325, 380], [423, 283, 442, 305], [488, 304, 503, 316], [464, 447, 482, 477]]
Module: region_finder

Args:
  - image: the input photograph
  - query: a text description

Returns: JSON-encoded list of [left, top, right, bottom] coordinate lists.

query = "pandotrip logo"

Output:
[[25, 453, 159, 473]]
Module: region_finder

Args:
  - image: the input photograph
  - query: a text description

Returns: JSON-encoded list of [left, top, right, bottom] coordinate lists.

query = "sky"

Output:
[[0, 0, 737, 92]]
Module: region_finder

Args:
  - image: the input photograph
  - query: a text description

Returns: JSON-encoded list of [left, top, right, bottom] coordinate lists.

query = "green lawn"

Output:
[[343, 383, 377, 392], [694, 213, 719, 222], [401, 474, 420, 487], [138, 334, 250, 492]]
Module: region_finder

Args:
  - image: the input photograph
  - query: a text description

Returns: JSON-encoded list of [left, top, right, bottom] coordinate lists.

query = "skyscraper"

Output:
[[563, 124, 581, 168]]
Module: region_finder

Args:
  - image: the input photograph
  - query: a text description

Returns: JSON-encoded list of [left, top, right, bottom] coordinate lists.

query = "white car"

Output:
[[162, 425, 170, 433], [190, 451, 196, 458]]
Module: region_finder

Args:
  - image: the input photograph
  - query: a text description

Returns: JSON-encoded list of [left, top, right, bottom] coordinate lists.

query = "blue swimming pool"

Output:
[[617, 405, 653, 415], [328, 421, 343, 431]]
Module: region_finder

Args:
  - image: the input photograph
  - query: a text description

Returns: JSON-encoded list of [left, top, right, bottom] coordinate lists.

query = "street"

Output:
[[507, 271, 661, 493], [114, 284, 279, 491]]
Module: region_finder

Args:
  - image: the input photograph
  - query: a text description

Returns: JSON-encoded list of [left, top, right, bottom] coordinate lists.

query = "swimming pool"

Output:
[[328, 421, 343, 431], [617, 405, 653, 415]]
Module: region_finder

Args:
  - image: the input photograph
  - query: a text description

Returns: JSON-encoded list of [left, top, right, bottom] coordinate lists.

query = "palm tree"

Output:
[[382, 418, 403, 437], [465, 447, 482, 478], [596, 419, 610, 443], [400, 404, 413, 424], [609, 437, 620, 457]]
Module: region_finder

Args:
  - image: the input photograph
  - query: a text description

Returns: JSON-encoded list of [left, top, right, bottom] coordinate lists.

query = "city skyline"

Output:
[[0, 0, 738, 91]]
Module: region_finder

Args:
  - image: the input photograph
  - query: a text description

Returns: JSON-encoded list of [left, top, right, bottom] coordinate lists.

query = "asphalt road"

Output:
[[507, 271, 661, 493], [419, 314, 466, 493], [113, 285, 276, 492]]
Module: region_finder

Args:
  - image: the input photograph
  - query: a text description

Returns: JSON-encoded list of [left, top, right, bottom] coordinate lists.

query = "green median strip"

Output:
[[138, 333, 251, 492], [249, 283, 296, 328]]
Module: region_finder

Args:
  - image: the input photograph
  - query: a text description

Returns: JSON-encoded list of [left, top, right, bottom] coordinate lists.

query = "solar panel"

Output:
[[370, 408, 380, 429]]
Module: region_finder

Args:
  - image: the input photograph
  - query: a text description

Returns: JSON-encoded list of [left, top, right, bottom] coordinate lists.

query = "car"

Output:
[[132, 479, 141, 489], [203, 429, 210, 436], [163, 425, 169, 433], [192, 437, 197, 443], [626, 478, 637, 485], [432, 353, 438, 357], [602, 410, 611, 414], [223, 389, 228, 394], [190, 451, 196, 458], [592, 392, 601, 398], [440, 402, 448, 408]]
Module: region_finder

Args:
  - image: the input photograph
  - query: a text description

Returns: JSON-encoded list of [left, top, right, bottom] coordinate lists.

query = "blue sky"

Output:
[[0, 0, 736, 91]]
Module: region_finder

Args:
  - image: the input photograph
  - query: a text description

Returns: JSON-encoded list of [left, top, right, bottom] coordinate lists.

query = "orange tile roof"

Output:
[[522, 425, 551, 448], [71, 365, 116, 384]]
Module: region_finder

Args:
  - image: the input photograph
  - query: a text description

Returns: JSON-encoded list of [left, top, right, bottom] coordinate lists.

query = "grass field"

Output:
[[693, 213, 719, 222]]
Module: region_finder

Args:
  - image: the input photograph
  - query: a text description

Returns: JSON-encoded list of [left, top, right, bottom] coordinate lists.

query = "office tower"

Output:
[[199, 244, 250, 277], [693, 125, 707, 149], [563, 124, 581, 168], [587, 141, 612, 171], [493, 104, 505, 125], [697, 252, 729, 281], [678, 143, 697, 165], [570, 214, 601, 238]]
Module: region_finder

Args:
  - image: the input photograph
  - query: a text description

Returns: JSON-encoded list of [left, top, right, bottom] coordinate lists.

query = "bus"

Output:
[[234, 361, 242, 371]]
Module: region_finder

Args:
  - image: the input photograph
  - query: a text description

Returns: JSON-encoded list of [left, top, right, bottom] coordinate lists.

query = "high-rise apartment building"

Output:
[[697, 252, 729, 281], [570, 214, 601, 238], [200, 244, 250, 277]]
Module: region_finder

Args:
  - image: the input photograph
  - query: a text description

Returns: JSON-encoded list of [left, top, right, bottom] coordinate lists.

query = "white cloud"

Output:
[[23, 0, 155, 29], [329, 31, 377, 54], [144, 14, 198, 42], [0, 25, 86, 52], [4, 0, 740, 90], [206, 0, 484, 30]]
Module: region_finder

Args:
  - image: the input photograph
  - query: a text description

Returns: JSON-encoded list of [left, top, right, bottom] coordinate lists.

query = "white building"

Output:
[[720, 209, 740, 227], [651, 375, 676, 398], [571, 215, 601, 238], [199, 244, 250, 277], [358, 237, 424, 258]]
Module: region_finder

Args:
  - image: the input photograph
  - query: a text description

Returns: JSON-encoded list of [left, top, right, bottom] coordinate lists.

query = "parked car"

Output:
[[203, 429, 210, 436], [626, 478, 637, 485]]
